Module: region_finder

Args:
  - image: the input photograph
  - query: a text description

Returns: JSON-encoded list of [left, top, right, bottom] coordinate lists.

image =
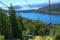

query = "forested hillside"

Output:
[[0, 4, 48, 40], [37, 3, 60, 14]]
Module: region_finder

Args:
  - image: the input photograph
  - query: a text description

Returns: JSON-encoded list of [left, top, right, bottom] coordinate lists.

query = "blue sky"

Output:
[[0, 0, 60, 9], [0, 0, 60, 7]]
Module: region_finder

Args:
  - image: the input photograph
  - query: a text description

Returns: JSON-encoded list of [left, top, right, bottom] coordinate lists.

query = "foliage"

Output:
[[9, 3, 23, 39], [0, 4, 55, 40], [0, 34, 4, 40], [55, 34, 60, 40]]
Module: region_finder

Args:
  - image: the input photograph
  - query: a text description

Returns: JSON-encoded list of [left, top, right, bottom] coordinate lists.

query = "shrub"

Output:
[[55, 34, 60, 40]]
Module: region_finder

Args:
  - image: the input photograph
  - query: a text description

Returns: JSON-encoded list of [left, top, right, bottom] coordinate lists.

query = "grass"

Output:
[[0, 35, 55, 40], [0, 34, 4, 40], [29, 36, 54, 40]]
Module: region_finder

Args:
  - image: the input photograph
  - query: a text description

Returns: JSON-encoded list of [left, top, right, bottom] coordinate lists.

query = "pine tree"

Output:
[[9, 3, 21, 39]]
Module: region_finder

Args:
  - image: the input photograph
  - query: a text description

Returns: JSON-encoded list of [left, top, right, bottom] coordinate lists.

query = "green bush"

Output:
[[0, 34, 4, 40], [55, 34, 60, 40]]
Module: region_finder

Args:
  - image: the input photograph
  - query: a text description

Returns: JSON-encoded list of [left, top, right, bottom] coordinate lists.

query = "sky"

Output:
[[0, 0, 60, 10], [0, 0, 60, 8]]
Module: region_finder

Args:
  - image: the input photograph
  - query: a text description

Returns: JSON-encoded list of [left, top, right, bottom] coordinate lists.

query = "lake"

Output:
[[18, 12, 60, 24]]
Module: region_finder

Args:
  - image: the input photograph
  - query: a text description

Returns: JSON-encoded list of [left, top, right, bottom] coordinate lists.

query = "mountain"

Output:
[[22, 3, 48, 8], [18, 3, 49, 11], [4, 3, 48, 10], [37, 3, 60, 15], [13, 6, 21, 9], [3, 5, 22, 10]]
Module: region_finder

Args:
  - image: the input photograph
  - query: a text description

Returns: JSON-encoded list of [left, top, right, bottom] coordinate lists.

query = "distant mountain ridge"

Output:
[[20, 3, 60, 15], [3, 3, 60, 15], [3, 3, 48, 10], [37, 3, 60, 15], [3, 5, 22, 10], [22, 3, 48, 8], [12, 6, 21, 9]]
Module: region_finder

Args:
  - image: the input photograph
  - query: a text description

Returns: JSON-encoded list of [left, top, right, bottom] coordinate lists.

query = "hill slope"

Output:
[[37, 3, 60, 15]]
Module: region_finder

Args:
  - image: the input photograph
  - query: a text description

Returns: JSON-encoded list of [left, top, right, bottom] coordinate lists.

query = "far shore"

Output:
[[17, 9, 60, 15]]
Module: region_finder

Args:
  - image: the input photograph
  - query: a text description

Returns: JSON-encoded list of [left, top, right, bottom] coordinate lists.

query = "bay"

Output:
[[19, 12, 60, 24]]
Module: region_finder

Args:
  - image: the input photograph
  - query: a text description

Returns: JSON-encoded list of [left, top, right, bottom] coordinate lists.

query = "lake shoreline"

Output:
[[18, 10, 60, 15]]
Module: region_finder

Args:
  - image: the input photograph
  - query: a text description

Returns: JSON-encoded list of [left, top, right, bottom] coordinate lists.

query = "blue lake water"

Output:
[[19, 12, 60, 24]]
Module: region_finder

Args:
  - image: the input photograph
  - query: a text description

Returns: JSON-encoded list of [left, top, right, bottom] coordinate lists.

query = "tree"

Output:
[[0, 8, 8, 39], [18, 13, 26, 40], [9, 3, 20, 39]]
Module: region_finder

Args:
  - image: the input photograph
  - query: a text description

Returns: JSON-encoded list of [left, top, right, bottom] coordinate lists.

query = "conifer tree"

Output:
[[9, 3, 21, 39]]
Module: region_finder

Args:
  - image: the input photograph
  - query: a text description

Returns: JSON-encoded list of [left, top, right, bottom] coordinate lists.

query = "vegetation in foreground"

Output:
[[0, 25, 60, 40], [0, 3, 60, 40]]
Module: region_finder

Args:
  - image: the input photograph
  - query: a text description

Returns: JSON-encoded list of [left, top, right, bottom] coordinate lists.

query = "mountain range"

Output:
[[2, 2, 60, 15], [3, 3, 48, 10], [22, 3, 48, 8], [3, 3, 57, 10], [3, 5, 21, 10], [36, 3, 60, 15], [19, 3, 60, 15]]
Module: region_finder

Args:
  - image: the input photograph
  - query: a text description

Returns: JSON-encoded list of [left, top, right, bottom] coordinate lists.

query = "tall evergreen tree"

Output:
[[9, 3, 21, 39]]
